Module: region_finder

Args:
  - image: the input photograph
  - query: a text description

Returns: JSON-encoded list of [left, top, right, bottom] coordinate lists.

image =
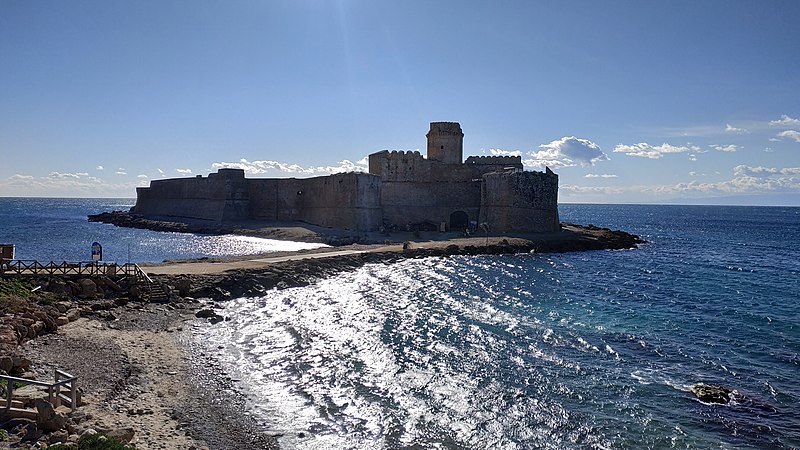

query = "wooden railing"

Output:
[[0, 260, 150, 283], [0, 369, 78, 418]]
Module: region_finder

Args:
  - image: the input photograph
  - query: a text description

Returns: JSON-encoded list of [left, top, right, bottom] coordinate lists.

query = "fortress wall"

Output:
[[465, 155, 523, 167], [368, 151, 430, 182], [247, 179, 280, 220], [248, 173, 383, 231], [133, 169, 251, 222], [133, 175, 231, 221], [380, 181, 481, 228], [479, 170, 560, 232]]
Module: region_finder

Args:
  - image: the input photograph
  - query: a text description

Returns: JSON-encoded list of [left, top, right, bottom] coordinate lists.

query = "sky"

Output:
[[1, 1, 799, 204]]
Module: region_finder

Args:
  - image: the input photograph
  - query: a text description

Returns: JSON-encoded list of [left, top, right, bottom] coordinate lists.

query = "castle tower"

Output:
[[426, 122, 464, 164]]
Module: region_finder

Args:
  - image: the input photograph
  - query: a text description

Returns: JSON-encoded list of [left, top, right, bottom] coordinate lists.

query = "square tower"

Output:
[[426, 122, 464, 164]]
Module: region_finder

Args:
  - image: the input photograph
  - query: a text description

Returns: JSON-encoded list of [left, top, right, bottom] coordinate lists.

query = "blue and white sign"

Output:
[[91, 242, 102, 261]]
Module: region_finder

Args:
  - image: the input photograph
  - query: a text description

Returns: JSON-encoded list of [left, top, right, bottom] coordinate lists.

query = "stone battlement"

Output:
[[427, 122, 464, 136], [465, 155, 523, 165], [133, 122, 559, 233]]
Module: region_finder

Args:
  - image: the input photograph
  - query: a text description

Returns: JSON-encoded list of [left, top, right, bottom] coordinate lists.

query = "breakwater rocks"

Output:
[[0, 275, 168, 358], [89, 211, 193, 234], [89, 210, 644, 250], [158, 226, 644, 303]]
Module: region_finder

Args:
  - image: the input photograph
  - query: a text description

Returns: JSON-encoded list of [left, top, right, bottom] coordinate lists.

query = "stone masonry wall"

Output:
[[133, 169, 249, 221], [248, 173, 383, 231], [479, 170, 559, 232], [379, 180, 481, 228]]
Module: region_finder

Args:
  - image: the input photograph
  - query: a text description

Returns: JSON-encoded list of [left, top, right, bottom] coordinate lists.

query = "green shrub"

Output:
[[0, 278, 32, 300], [48, 433, 132, 450]]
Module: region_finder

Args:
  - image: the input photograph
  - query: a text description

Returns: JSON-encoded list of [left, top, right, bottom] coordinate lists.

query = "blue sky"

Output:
[[1, 1, 799, 204]]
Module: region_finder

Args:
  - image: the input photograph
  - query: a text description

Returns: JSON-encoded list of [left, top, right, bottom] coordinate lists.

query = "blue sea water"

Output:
[[191, 204, 800, 449], [0, 198, 325, 263], [2, 199, 799, 449]]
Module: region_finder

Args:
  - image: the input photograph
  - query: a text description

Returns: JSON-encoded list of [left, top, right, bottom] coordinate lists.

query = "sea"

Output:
[[1, 198, 799, 449], [0, 197, 325, 263]]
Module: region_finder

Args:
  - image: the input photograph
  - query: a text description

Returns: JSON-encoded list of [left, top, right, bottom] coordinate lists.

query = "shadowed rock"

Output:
[[691, 383, 733, 404]]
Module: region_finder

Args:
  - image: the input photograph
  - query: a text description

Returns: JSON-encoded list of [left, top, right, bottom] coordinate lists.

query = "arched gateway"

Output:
[[449, 210, 469, 231]]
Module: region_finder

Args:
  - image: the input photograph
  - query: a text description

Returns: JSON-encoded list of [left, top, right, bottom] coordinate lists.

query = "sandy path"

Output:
[[144, 246, 401, 276]]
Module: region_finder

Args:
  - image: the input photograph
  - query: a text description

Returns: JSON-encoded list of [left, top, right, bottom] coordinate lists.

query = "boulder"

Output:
[[48, 429, 69, 444], [48, 280, 73, 297], [12, 356, 32, 372], [195, 309, 217, 319], [95, 276, 122, 292], [66, 308, 80, 322], [55, 316, 70, 326], [0, 356, 12, 372], [174, 278, 192, 296], [691, 383, 732, 404], [77, 279, 97, 298], [103, 427, 135, 444], [35, 398, 67, 432]]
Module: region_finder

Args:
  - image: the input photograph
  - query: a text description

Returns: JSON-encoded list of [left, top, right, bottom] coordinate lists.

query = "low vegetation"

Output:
[[47, 433, 132, 450]]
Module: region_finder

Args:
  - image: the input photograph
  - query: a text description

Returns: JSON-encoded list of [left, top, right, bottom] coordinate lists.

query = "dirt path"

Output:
[[144, 247, 391, 276]]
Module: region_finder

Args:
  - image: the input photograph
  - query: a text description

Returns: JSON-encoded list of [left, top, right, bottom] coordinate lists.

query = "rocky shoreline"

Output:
[[87, 210, 646, 248]]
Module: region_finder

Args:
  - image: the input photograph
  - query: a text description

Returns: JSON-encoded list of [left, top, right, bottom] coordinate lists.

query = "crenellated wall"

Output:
[[465, 155, 523, 167], [132, 122, 560, 234]]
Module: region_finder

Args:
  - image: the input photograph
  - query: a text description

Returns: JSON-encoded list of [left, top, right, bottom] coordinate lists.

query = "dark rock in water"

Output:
[[691, 383, 733, 404], [208, 315, 224, 325], [195, 309, 217, 319]]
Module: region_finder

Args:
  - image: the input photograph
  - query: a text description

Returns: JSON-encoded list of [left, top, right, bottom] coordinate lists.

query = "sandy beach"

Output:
[[21, 301, 278, 449]]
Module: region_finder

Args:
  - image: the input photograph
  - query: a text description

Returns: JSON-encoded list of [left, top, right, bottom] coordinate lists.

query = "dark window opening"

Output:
[[440, 145, 444, 149]]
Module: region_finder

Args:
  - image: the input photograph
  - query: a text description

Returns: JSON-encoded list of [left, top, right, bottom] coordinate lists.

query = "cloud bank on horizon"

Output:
[[1, 2, 798, 205]]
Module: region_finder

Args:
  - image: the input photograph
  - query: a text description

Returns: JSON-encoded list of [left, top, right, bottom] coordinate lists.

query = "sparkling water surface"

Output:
[[194, 204, 800, 449], [0, 198, 326, 263]]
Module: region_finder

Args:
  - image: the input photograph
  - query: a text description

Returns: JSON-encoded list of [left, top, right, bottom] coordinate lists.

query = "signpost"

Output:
[[91, 242, 102, 262]]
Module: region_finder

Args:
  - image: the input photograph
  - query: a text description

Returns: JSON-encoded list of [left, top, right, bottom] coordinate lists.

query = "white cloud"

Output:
[[525, 136, 608, 169], [115, 171, 127, 175], [137, 174, 148, 179], [769, 115, 800, 128], [96, 165, 104, 171], [777, 130, 800, 143], [769, 138, 780, 142], [48, 172, 88, 179], [1, 173, 138, 197], [710, 144, 738, 152], [560, 165, 800, 202], [584, 174, 618, 178], [688, 154, 698, 161], [613, 142, 691, 159], [176, 168, 193, 175], [211, 158, 368, 176], [490, 149, 522, 157], [725, 124, 747, 133], [764, 147, 773, 153]]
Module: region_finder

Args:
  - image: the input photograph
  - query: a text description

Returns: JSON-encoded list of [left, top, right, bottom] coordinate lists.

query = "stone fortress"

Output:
[[132, 122, 560, 233]]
